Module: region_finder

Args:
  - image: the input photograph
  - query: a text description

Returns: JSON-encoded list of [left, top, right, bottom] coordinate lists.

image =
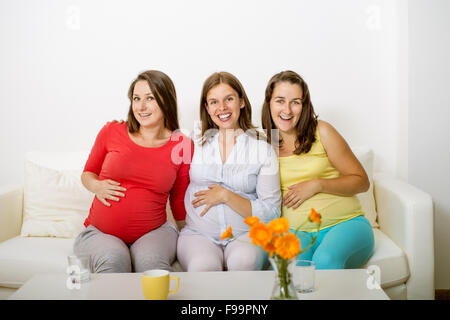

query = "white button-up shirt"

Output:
[[181, 130, 281, 245]]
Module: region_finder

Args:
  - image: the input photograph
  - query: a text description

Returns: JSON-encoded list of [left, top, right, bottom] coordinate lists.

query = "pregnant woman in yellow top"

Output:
[[261, 70, 374, 269]]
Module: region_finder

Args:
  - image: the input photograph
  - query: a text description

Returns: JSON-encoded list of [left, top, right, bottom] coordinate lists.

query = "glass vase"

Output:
[[269, 257, 298, 300]]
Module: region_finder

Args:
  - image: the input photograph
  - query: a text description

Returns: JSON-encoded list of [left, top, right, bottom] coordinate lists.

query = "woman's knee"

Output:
[[312, 216, 375, 270], [312, 244, 374, 270], [226, 247, 266, 271], [184, 256, 223, 271], [177, 234, 223, 271], [177, 241, 222, 271], [73, 226, 132, 273], [312, 250, 344, 270], [132, 251, 174, 272], [93, 251, 132, 273], [131, 224, 178, 272]]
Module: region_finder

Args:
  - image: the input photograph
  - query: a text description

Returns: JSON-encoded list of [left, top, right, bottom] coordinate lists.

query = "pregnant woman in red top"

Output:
[[73, 70, 193, 273]]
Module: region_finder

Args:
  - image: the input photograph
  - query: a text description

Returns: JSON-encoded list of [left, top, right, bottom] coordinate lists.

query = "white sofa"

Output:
[[0, 149, 434, 300]]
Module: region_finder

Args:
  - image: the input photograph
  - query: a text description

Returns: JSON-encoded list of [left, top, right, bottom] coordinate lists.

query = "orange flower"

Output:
[[244, 216, 260, 227], [249, 223, 273, 247], [274, 233, 301, 260], [221, 226, 233, 240], [268, 217, 289, 234], [264, 235, 280, 257], [309, 208, 322, 224]]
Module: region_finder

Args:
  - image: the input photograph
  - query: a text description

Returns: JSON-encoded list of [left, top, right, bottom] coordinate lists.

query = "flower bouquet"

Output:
[[221, 208, 322, 300]]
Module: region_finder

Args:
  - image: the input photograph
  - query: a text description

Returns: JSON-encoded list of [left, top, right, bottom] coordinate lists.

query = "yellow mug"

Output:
[[141, 269, 179, 300]]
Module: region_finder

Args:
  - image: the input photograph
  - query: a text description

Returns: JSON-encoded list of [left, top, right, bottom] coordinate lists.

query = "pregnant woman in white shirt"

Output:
[[177, 71, 281, 271]]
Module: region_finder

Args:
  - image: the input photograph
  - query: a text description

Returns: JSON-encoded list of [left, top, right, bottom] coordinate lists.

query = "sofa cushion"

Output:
[[21, 152, 94, 238], [363, 228, 410, 289], [352, 147, 378, 228], [0, 236, 73, 288]]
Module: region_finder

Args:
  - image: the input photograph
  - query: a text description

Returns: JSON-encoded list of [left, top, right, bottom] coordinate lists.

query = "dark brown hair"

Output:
[[261, 70, 318, 155], [127, 70, 179, 133], [199, 72, 257, 144]]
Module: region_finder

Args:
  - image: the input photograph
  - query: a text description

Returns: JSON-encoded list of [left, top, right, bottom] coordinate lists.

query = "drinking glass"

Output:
[[294, 259, 315, 293], [67, 255, 91, 283]]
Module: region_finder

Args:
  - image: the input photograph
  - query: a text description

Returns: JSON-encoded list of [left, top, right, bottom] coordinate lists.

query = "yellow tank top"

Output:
[[279, 126, 363, 232]]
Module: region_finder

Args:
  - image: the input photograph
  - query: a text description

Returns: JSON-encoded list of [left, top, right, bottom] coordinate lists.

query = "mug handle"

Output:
[[168, 276, 179, 294]]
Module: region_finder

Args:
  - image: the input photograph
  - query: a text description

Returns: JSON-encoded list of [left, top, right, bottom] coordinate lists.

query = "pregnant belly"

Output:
[[87, 188, 167, 244]]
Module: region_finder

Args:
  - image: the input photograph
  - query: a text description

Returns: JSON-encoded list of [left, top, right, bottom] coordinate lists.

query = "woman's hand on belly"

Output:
[[192, 184, 229, 217], [284, 179, 321, 209], [93, 179, 127, 207]]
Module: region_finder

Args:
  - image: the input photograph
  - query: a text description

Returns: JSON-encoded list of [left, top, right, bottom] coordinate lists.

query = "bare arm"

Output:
[[316, 120, 370, 196], [193, 185, 252, 218], [223, 189, 252, 218], [81, 171, 100, 194], [81, 171, 126, 207], [283, 120, 369, 209]]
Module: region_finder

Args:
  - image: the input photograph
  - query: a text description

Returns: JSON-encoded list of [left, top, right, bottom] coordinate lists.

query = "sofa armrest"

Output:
[[0, 185, 23, 243], [373, 173, 434, 300]]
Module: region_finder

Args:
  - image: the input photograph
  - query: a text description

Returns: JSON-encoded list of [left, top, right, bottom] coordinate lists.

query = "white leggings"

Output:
[[176, 231, 268, 272]]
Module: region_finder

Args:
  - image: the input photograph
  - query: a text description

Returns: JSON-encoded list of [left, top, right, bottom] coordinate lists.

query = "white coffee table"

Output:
[[8, 269, 389, 300]]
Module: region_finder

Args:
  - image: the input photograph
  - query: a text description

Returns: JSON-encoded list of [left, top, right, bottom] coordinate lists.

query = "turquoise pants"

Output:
[[290, 215, 375, 269]]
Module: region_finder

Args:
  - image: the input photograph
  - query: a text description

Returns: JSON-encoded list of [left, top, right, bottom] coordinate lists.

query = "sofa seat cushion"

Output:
[[0, 236, 183, 288], [0, 229, 408, 289], [0, 236, 73, 288], [363, 228, 410, 289]]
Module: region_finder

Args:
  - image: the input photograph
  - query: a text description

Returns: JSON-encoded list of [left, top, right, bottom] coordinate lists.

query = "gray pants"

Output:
[[73, 222, 178, 273]]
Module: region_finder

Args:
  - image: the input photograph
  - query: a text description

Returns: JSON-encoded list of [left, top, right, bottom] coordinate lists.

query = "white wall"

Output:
[[1, 0, 447, 288], [408, 0, 450, 290], [0, 0, 406, 183]]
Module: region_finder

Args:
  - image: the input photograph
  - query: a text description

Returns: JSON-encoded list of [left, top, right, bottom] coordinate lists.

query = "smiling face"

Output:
[[269, 81, 303, 135], [205, 83, 245, 131], [131, 80, 165, 129]]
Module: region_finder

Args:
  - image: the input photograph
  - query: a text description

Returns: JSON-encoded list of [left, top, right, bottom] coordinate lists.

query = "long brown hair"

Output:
[[261, 70, 318, 155], [127, 70, 179, 133], [199, 72, 257, 144]]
